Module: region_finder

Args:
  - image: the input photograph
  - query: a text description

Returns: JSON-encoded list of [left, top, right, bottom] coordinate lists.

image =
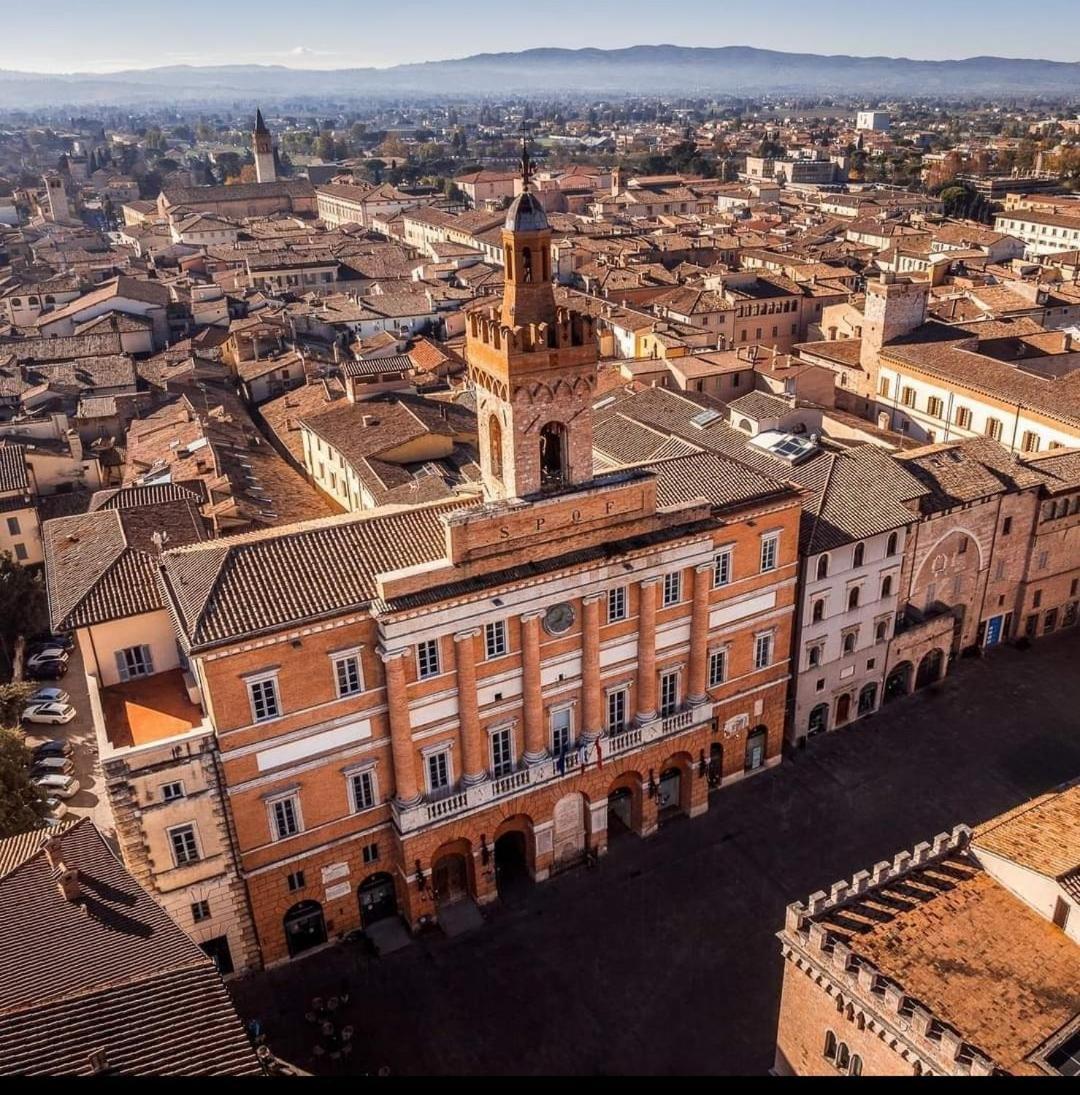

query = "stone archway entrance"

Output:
[[835, 693, 852, 726], [358, 872, 398, 928], [658, 766, 682, 818], [608, 788, 633, 837], [283, 900, 327, 958], [432, 851, 470, 908], [494, 831, 530, 897], [707, 743, 724, 789], [884, 661, 912, 703], [916, 649, 944, 690]]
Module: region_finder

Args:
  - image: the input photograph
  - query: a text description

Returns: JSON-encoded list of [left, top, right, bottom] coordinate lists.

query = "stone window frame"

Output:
[[713, 544, 735, 588], [607, 585, 628, 623], [753, 629, 775, 670], [167, 822, 202, 867], [759, 530, 781, 574], [331, 645, 365, 699], [244, 668, 282, 725], [266, 789, 304, 842], [343, 761, 379, 814], [161, 780, 185, 803], [602, 684, 630, 736], [708, 645, 729, 687], [421, 740, 454, 794], [416, 637, 441, 680], [805, 642, 824, 670], [662, 570, 683, 607], [841, 625, 860, 656], [658, 665, 683, 716], [487, 720, 517, 777], [484, 619, 508, 660]]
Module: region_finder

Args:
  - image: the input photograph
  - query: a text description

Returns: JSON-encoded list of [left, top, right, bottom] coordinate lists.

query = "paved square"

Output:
[[230, 631, 1080, 1076]]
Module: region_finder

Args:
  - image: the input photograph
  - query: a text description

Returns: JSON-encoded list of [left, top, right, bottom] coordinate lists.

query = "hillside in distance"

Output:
[[2, 45, 1080, 107]]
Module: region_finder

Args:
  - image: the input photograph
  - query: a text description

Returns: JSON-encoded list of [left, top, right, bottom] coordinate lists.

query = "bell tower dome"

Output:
[[466, 137, 598, 503]]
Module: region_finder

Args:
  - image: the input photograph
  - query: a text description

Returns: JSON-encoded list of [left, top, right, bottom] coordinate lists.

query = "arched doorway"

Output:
[[835, 693, 852, 725], [808, 703, 829, 736], [552, 793, 587, 867], [916, 649, 944, 690], [432, 850, 470, 908], [358, 872, 398, 928], [283, 900, 327, 958], [494, 830, 530, 899], [608, 787, 634, 836], [884, 662, 912, 703], [707, 743, 724, 789], [657, 765, 684, 820], [745, 725, 768, 772], [858, 683, 877, 716], [539, 421, 567, 490]]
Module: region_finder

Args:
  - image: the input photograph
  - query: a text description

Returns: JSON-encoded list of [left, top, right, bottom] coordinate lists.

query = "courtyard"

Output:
[[229, 629, 1080, 1076]]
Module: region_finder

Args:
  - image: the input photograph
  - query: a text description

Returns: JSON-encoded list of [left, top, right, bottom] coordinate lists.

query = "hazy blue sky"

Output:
[[5, 0, 1079, 73]]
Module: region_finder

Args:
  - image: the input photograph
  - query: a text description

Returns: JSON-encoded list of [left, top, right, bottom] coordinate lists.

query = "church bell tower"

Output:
[[466, 138, 599, 502], [253, 108, 277, 184]]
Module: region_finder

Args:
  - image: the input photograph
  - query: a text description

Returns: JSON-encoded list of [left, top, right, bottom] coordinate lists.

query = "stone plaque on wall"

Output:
[[321, 862, 350, 884]]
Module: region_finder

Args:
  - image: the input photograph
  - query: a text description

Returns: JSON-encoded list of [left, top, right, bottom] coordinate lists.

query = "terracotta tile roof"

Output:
[[159, 498, 474, 650], [819, 853, 1080, 1076], [0, 442, 28, 494], [43, 499, 206, 631], [0, 819, 260, 1076], [972, 784, 1080, 880]]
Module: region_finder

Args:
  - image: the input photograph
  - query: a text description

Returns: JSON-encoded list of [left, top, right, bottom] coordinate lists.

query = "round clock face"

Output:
[[543, 602, 575, 636]]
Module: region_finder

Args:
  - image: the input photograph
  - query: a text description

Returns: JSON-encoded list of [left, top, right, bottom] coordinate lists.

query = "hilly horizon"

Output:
[[2, 44, 1080, 108]]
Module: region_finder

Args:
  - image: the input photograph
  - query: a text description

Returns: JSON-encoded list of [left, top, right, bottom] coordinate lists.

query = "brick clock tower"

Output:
[[466, 140, 598, 502]]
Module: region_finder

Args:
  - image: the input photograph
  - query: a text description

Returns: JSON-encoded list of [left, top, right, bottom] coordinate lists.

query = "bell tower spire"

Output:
[[252, 107, 277, 184]]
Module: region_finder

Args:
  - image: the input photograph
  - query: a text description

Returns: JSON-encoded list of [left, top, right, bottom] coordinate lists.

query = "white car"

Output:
[[34, 774, 80, 799], [29, 687, 70, 706], [44, 796, 69, 819], [22, 701, 77, 726], [26, 648, 70, 670]]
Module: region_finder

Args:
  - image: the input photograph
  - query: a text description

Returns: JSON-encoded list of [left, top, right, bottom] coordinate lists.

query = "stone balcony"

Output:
[[392, 701, 714, 835]]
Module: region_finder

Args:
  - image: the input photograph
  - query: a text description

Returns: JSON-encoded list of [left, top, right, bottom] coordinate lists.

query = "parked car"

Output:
[[25, 659, 69, 682], [27, 632, 75, 653], [26, 647, 70, 670], [31, 755, 75, 779], [28, 687, 70, 707], [44, 796, 69, 818], [31, 739, 74, 761], [34, 774, 80, 799], [22, 701, 77, 726]]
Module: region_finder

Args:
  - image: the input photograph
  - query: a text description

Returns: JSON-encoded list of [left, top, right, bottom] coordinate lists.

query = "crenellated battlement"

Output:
[[468, 304, 597, 358]]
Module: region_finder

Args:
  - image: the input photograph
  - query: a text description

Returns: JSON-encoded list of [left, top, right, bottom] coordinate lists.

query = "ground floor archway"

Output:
[[808, 704, 829, 737], [858, 683, 877, 716], [884, 662, 912, 703], [283, 900, 327, 958], [835, 693, 852, 726], [432, 845, 472, 908], [358, 872, 398, 928], [915, 649, 944, 690], [494, 830, 531, 898], [745, 726, 768, 772]]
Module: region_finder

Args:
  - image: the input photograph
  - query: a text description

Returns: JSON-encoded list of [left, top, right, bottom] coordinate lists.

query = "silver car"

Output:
[[34, 774, 80, 799], [22, 701, 77, 726]]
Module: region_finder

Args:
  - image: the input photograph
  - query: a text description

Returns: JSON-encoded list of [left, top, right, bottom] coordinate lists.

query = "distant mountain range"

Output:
[[2, 45, 1080, 108]]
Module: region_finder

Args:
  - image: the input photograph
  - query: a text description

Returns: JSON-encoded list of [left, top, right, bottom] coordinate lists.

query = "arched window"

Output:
[[824, 1030, 838, 1061], [853, 543, 865, 568], [886, 532, 898, 556], [812, 599, 825, 623], [843, 632, 856, 654], [488, 415, 503, 481], [539, 421, 567, 489], [881, 575, 893, 599], [875, 620, 888, 642], [836, 1043, 850, 1071], [848, 587, 860, 611], [849, 1054, 862, 1077], [521, 247, 533, 283], [817, 555, 829, 580], [808, 703, 829, 735], [808, 645, 822, 667]]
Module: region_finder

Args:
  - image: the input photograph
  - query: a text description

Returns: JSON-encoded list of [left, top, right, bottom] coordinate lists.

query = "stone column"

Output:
[[636, 578, 660, 723], [521, 610, 547, 765], [687, 563, 713, 705], [581, 593, 604, 742], [454, 628, 487, 786], [379, 647, 420, 806]]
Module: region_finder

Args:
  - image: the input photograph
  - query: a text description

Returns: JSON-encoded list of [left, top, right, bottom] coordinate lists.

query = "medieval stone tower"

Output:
[[466, 139, 599, 502], [252, 108, 277, 184]]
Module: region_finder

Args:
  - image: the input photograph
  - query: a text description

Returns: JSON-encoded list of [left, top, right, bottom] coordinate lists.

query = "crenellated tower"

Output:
[[466, 138, 598, 502]]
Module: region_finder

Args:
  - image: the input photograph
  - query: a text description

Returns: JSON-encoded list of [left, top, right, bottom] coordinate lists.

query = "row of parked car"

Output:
[[20, 634, 81, 811]]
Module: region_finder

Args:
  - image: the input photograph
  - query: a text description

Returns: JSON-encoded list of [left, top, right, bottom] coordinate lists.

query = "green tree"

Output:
[[0, 553, 47, 672], [0, 727, 48, 838], [0, 683, 34, 727]]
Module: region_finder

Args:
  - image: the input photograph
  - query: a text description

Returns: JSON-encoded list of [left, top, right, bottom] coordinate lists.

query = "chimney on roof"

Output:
[[361, 414, 378, 427]]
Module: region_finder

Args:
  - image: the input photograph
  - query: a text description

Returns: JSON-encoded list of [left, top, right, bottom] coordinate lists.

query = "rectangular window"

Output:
[[490, 726, 513, 777], [714, 548, 733, 587], [115, 644, 154, 682], [270, 795, 301, 840], [927, 396, 943, 419], [607, 586, 627, 623], [878, 377, 890, 397], [754, 633, 773, 669], [169, 825, 199, 866], [708, 649, 727, 687], [901, 386, 916, 408], [248, 676, 280, 723], [606, 690, 627, 735], [1002, 516, 1012, 535], [334, 653, 363, 697], [985, 418, 1003, 441], [287, 870, 305, 892], [484, 620, 508, 660], [1022, 431, 1041, 453], [5, 516, 18, 535], [416, 638, 440, 679], [551, 707, 573, 754], [161, 781, 185, 802], [13, 543, 27, 561], [955, 406, 972, 429], [191, 899, 211, 923], [426, 749, 450, 793], [349, 770, 376, 812], [362, 842, 379, 864], [662, 571, 682, 606], [659, 671, 679, 717], [760, 533, 779, 573]]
